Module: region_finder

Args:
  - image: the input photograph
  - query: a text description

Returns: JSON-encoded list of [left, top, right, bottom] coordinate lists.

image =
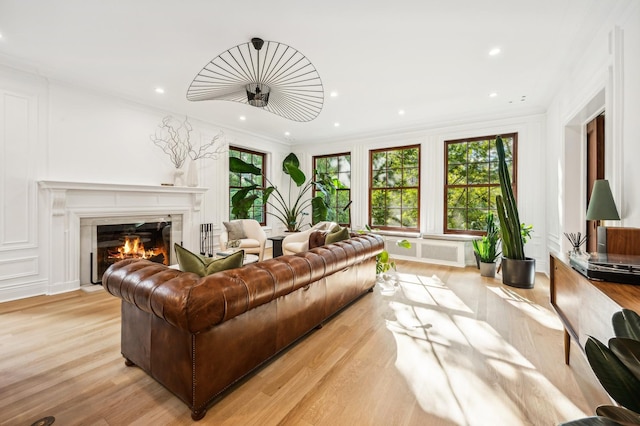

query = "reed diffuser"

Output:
[[564, 232, 587, 255]]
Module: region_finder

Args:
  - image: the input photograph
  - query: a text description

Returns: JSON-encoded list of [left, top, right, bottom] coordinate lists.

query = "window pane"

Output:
[[448, 143, 467, 164], [468, 209, 487, 231], [448, 164, 466, 185], [387, 169, 402, 187], [402, 209, 418, 228], [402, 148, 419, 167], [403, 167, 419, 186], [469, 187, 489, 209], [448, 208, 466, 230], [448, 187, 467, 208], [388, 150, 403, 168], [387, 208, 402, 227], [469, 140, 489, 162], [387, 190, 402, 208], [372, 170, 386, 188], [468, 162, 489, 184], [229, 148, 266, 224], [372, 152, 387, 169], [402, 189, 418, 209], [372, 209, 386, 226]]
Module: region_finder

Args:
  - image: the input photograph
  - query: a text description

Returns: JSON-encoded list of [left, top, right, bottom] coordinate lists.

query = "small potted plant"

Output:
[[473, 213, 501, 277]]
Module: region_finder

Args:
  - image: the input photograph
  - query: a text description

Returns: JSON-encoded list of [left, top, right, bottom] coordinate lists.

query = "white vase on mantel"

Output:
[[186, 159, 199, 187], [173, 168, 185, 186]]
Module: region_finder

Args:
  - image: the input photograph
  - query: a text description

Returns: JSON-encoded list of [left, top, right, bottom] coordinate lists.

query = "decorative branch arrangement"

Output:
[[564, 232, 587, 251], [150, 116, 225, 168], [189, 131, 225, 161]]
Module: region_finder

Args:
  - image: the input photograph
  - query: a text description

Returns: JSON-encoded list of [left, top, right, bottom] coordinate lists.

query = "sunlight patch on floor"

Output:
[[488, 285, 564, 331], [384, 272, 586, 425]]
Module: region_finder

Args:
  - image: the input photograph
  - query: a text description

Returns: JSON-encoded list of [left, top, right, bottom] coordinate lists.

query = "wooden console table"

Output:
[[550, 252, 640, 364]]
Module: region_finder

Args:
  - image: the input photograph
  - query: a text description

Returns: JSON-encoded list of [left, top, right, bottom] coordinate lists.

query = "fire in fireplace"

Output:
[[93, 219, 173, 283]]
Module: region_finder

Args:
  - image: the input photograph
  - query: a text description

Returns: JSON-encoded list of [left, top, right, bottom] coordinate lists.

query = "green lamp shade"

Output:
[[586, 179, 620, 220]]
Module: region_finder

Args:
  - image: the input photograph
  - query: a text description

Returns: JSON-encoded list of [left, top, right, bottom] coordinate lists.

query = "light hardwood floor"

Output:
[[0, 259, 610, 425]]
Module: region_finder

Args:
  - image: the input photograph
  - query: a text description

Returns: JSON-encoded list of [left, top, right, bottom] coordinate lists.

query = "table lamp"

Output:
[[586, 179, 620, 253]]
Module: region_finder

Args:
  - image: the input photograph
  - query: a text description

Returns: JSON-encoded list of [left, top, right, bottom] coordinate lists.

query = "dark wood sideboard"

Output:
[[550, 227, 640, 364]]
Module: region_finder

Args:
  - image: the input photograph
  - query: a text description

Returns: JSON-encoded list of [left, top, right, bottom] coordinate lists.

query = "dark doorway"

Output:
[[586, 113, 605, 253]]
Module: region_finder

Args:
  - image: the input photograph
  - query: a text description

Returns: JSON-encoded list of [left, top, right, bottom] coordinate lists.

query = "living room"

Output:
[[1, 0, 640, 424]]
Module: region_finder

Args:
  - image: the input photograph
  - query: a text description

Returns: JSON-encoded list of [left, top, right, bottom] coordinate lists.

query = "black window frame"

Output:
[[312, 152, 352, 227], [229, 146, 267, 225]]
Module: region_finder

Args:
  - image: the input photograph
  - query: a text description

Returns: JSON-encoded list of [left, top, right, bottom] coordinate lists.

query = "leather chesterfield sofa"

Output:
[[102, 234, 384, 421]]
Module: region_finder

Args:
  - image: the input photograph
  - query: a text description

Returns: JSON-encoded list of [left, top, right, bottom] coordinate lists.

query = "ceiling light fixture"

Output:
[[489, 47, 501, 56], [330, 91, 338, 97], [187, 37, 324, 122], [398, 109, 405, 115], [334, 122, 340, 127], [489, 92, 498, 98], [155, 87, 165, 94], [239, 116, 246, 121]]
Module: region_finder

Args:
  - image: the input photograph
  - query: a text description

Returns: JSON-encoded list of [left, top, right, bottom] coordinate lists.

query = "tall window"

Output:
[[445, 133, 517, 234], [229, 147, 266, 225], [369, 145, 420, 231], [313, 153, 351, 226]]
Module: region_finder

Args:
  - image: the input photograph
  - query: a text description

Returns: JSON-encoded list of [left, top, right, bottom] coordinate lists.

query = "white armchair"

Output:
[[282, 221, 338, 255], [220, 219, 267, 261]]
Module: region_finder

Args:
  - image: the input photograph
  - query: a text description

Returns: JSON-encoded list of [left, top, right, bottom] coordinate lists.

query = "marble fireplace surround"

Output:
[[39, 181, 207, 293]]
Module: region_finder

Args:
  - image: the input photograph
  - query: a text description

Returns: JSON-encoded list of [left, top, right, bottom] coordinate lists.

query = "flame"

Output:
[[109, 235, 168, 264]]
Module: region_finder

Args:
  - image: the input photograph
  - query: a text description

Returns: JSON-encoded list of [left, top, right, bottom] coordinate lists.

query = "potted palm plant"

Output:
[[229, 153, 335, 232], [495, 135, 535, 288], [472, 213, 500, 277]]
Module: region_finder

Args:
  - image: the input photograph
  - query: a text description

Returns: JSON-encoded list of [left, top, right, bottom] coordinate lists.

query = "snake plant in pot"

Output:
[[472, 212, 500, 278], [495, 135, 535, 288]]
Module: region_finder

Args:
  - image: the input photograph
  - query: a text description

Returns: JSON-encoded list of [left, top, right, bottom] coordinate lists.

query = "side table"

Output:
[[268, 235, 285, 258]]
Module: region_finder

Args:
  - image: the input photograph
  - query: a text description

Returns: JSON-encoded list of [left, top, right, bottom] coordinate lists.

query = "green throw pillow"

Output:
[[174, 244, 244, 277], [325, 226, 350, 245]]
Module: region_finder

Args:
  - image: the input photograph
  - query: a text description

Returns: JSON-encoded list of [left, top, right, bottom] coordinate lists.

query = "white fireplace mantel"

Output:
[[39, 181, 208, 294]]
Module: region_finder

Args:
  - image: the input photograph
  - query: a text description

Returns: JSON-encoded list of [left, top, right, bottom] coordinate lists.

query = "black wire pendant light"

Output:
[[187, 38, 324, 122]]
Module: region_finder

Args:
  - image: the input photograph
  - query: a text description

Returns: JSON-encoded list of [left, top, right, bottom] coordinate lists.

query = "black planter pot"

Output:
[[501, 257, 536, 289]]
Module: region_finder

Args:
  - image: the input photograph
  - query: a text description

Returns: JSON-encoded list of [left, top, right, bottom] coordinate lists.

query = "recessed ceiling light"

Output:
[[334, 122, 340, 127], [330, 91, 338, 97], [489, 47, 501, 56], [489, 92, 498, 98], [155, 87, 165, 94], [398, 109, 405, 116], [284, 131, 290, 136], [239, 116, 246, 121]]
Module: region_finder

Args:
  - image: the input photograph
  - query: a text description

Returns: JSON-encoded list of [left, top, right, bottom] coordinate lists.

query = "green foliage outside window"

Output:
[[369, 145, 420, 230], [313, 153, 351, 226], [445, 134, 516, 233], [229, 147, 266, 224]]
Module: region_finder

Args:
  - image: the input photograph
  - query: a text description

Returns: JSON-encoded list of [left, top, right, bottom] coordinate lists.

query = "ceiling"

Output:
[[0, 0, 626, 144]]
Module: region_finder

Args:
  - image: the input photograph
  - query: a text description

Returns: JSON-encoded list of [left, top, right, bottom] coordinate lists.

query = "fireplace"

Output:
[[94, 219, 171, 282], [39, 181, 206, 294], [84, 214, 184, 284]]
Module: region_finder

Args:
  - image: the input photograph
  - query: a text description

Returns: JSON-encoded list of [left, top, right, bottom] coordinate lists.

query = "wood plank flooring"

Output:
[[0, 260, 610, 425]]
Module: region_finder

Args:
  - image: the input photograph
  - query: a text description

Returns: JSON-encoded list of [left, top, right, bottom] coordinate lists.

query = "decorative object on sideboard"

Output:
[[495, 135, 536, 288], [564, 232, 587, 255], [186, 38, 324, 122], [150, 116, 225, 186], [586, 179, 621, 254]]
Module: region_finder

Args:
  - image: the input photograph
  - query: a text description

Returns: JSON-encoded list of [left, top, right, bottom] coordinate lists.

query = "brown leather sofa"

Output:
[[102, 234, 383, 421]]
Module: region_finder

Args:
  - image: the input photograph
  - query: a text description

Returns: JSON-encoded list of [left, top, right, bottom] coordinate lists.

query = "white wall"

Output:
[[0, 71, 290, 301], [545, 1, 640, 256]]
